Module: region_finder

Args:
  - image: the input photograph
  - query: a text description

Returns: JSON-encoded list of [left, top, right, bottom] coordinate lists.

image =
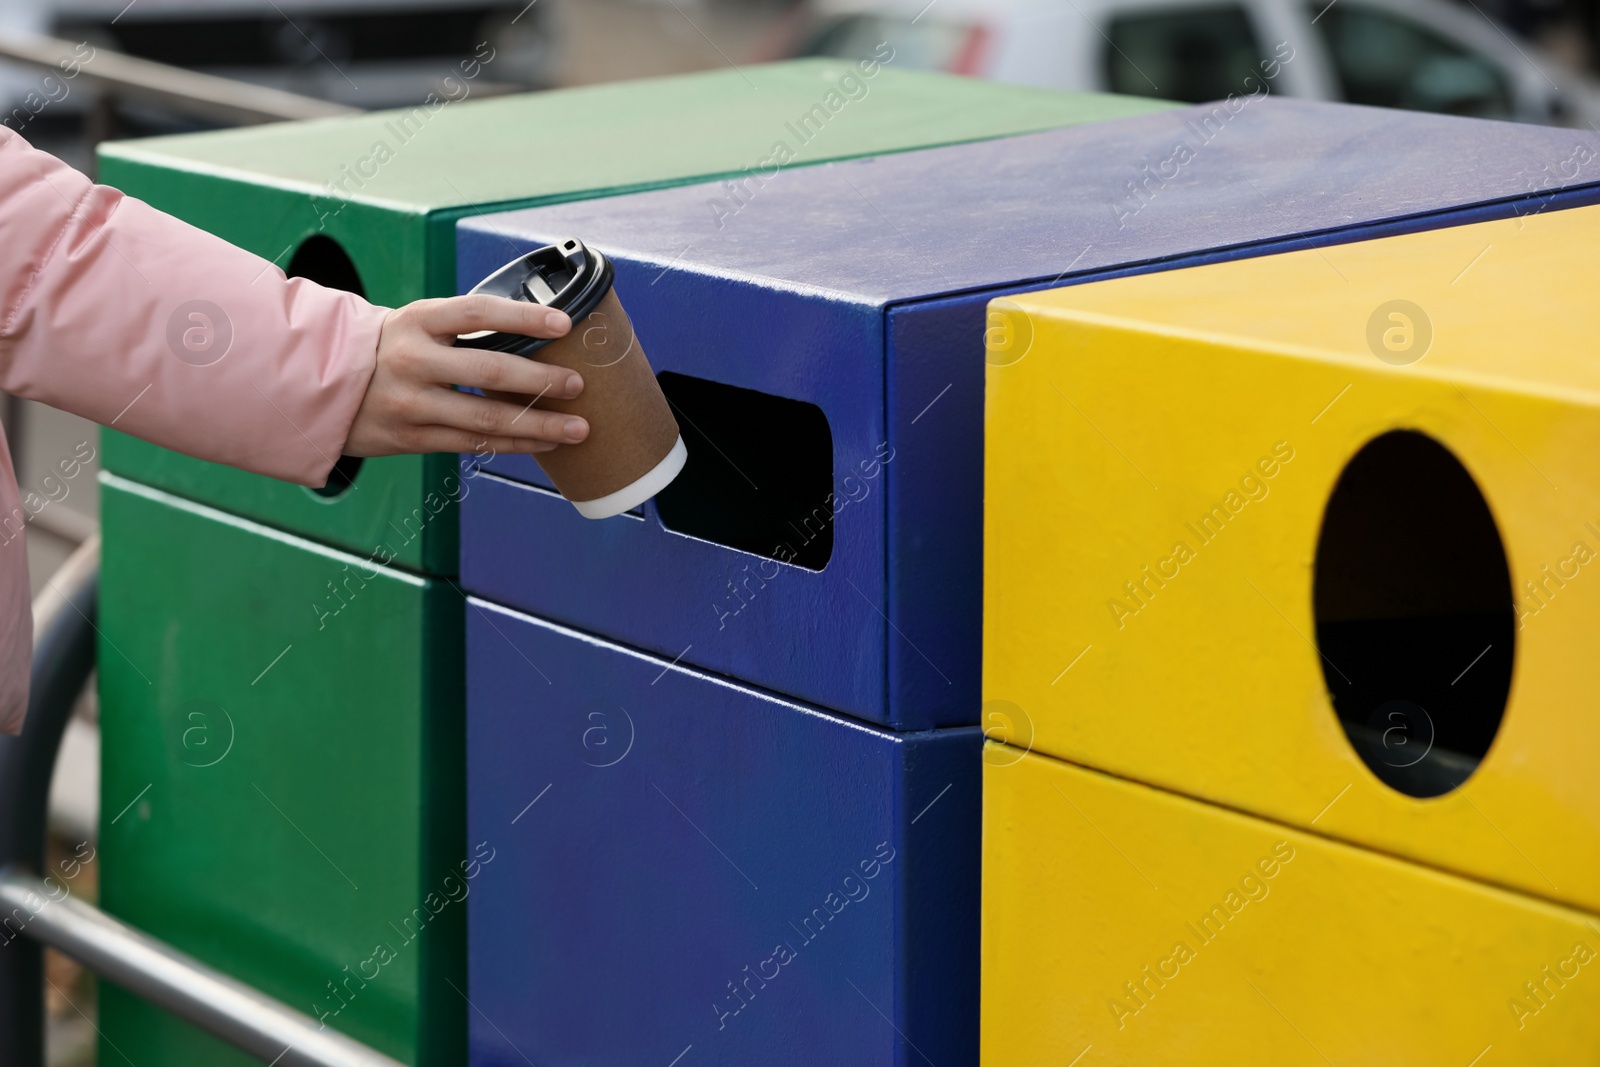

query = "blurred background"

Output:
[[1, 0, 1595, 1061]]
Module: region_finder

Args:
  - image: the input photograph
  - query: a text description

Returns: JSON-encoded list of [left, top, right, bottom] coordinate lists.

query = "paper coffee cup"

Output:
[[457, 239, 685, 519]]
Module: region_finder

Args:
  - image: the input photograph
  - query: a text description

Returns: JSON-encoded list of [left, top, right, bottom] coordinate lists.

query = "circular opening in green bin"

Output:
[[288, 236, 365, 500], [288, 234, 366, 297], [313, 454, 365, 499], [1313, 431, 1514, 798]]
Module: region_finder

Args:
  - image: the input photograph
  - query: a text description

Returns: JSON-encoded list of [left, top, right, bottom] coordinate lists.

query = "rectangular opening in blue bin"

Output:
[[656, 372, 836, 571], [457, 97, 1600, 730]]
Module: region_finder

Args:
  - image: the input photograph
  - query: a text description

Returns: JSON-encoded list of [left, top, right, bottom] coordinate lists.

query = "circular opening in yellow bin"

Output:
[[287, 235, 366, 500], [1314, 430, 1514, 798]]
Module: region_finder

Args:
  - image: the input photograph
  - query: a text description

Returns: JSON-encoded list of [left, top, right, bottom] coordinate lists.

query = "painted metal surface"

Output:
[[97, 474, 464, 1066], [981, 747, 1600, 1065], [984, 203, 1600, 912], [458, 98, 1600, 728], [465, 599, 980, 1067], [95, 60, 1169, 569]]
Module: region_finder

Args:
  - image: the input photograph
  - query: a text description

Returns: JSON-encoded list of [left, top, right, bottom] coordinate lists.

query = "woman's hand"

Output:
[[342, 294, 588, 458]]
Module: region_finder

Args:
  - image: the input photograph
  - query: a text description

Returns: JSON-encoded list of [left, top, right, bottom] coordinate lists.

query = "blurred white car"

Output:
[[792, 0, 1600, 126]]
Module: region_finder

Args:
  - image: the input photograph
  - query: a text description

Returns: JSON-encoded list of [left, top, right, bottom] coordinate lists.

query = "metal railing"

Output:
[[0, 30, 360, 126], [0, 538, 406, 1066], [0, 536, 101, 1066], [0, 872, 406, 1067]]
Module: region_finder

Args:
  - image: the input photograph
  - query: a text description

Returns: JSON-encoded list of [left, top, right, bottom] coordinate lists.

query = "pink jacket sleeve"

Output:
[[0, 126, 389, 734]]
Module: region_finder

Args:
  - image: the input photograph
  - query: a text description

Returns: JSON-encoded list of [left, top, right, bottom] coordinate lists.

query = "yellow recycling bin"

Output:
[[983, 202, 1600, 913], [981, 746, 1600, 1065]]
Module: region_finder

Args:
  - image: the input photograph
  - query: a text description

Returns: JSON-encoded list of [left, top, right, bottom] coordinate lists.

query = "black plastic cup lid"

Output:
[[455, 237, 615, 357]]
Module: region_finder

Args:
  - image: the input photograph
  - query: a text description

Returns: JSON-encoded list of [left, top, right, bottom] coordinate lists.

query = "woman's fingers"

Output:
[[427, 344, 583, 399], [413, 388, 589, 445], [412, 293, 571, 342], [404, 427, 560, 456], [344, 297, 586, 459]]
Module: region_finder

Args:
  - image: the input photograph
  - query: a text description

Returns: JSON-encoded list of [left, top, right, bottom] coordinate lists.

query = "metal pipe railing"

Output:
[[0, 535, 100, 1066], [0, 871, 406, 1067], [0, 30, 361, 125]]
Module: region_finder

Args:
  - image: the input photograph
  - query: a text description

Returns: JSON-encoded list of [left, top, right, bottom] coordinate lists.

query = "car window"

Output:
[[1104, 6, 1268, 101], [802, 15, 971, 70], [1311, 3, 1515, 117]]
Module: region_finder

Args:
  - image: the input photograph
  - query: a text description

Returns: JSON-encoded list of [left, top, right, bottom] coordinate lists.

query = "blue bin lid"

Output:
[[460, 97, 1600, 305]]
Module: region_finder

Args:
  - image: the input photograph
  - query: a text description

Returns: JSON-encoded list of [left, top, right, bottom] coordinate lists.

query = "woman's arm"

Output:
[[0, 126, 586, 487]]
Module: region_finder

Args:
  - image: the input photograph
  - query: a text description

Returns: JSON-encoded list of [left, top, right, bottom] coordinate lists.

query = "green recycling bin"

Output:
[[97, 473, 464, 1065]]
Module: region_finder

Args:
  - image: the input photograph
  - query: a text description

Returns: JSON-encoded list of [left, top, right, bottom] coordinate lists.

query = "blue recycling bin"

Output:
[[455, 97, 1600, 1066]]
